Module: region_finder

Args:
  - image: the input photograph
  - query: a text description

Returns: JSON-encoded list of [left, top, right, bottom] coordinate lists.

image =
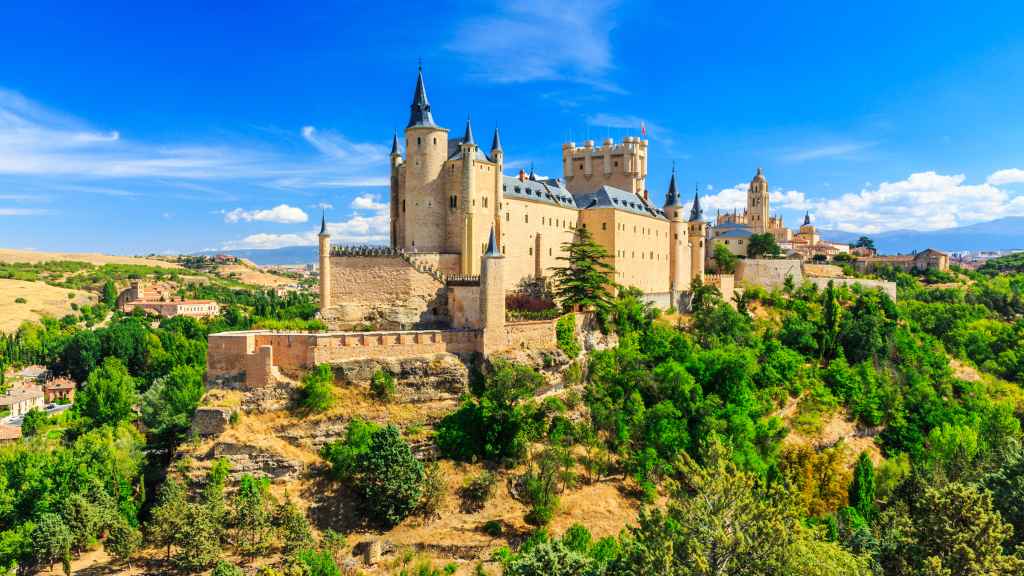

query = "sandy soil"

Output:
[[217, 263, 294, 287], [0, 248, 180, 268], [0, 278, 96, 332]]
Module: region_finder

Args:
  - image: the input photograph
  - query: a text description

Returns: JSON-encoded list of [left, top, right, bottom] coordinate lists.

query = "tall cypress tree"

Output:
[[820, 280, 842, 362], [848, 451, 876, 522]]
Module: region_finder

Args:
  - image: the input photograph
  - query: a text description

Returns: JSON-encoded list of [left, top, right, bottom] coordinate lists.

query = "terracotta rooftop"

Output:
[[0, 385, 44, 405], [44, 377, 76, 390], [0, 426, 21, 441]]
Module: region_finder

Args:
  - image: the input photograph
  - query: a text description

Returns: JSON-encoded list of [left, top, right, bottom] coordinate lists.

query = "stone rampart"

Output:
[[326, 255, 447, 329], [505, 319, 558, 350], [807, 277, 898, 300], [735, 259, 803, 289]]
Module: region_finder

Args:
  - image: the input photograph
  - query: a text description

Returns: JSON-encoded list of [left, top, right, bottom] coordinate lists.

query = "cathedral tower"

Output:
[[747, 167, 770, 234], [400, 65, 449, 252], [688, 190, 707, 281]]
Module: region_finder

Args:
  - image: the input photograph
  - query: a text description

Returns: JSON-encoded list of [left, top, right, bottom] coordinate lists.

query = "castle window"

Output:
[[433, 137, 437, 145], [506, 212, 510, 221], [529, 247, 533, 256], [579, 164, 583, 170], [601, 222, 606, 231], [402, 200, 406, 212], [549, 248, 552, 256], [524, 214, 529, 223], [541, 217, 545, 225], [483, 197, 488, 208], [614, 161, 618, 167], [417, 137, 421, 146]]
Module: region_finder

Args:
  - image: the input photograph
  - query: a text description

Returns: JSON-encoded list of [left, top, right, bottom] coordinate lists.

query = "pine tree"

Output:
[[147, 477, 187, 560], [102, 280, 118, 307], [848, 452, 876, 522], [550, 228, 615, 314], [233, 474, 275, 559]]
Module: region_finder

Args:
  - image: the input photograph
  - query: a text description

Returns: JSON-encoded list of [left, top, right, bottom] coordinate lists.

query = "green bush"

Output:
[[211, 561, 245, 576], [13, 297, 26, 304], [294, 548, 342, 576], [556, 314, 580, 358], [371, 368, 396, 402], [482, 519, 503, 537], [300, 364, 335, 412], [321, 418, 381, 481]]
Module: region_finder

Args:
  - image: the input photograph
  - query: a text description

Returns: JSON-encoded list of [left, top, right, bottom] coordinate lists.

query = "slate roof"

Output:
[[447, 138, 490, 161], [502, 176, 578, 208], [716, 228, 753, 239], [407, 66, 437, 128], [574, 185, 667, 219]]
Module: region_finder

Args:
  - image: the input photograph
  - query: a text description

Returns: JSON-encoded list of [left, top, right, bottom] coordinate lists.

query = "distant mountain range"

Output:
[[820, 216, 1024, 254], [202, 216, 1024, 266]]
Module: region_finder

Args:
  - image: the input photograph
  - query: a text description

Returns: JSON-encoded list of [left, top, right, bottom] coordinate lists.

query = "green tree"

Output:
[[74, 356, 138, 428], [233, 474, 275, 558], [370, 368, 396, 402], [985, 445, 1024, 547], [175, 502, 220, 572], [274, 496, 314, 555], [551, 227, 615, 314], [854, 236, 875, 251], [848, 452, 876, 522], [321, 418, 381, 481], [713, 243, 738, 273], [147, 477, 188, 560], [105, 518, 142, 570], [102, 280, 118, 307], [31, 513, 72, 571], [505, 539, 597, 576], [820, 280, 842, 361], [747, 233, 781, 258], [20, 408, 47, 438], [141, 364, 205, 447], [59, 329, 102, 383], [353, 425, 424, 526], [300, 364, 335, 412]]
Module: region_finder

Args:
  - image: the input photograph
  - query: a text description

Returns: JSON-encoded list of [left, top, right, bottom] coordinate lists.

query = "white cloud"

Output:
[[223, 190, 391, 250], [987, 168, 1024, 186], [224, 204, 308, 224], [0, 207, 49, 216], [447, 0, 623, 92], [685, 183, 748, 214], [351, 193, 387, 211], [810, 171, 1024, 233], [781, 142, 875, 162], [770, 189, 812, 210]]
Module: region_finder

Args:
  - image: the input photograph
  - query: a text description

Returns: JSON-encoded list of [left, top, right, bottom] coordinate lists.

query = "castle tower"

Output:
[[663, 165, 691, 294], [389, 131, 402, 249], [458, 116, 479, 275], [318, 211, 331, 316], [480, 227, 507, 354], [490, 127, 504, 242], [688, 190, 707, 282], [747, 167, 770, 234], [400, 64, 449, 252], [561, 136, 648, 196]]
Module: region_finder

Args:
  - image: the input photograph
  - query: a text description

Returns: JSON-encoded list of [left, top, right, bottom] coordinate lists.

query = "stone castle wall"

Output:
[[326, 255, 447, 329], [505, 319, 558, 350], [735, 259, 804, 289]]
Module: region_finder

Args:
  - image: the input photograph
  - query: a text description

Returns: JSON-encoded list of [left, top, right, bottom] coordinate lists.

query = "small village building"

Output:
[[0, 426, 21, 444], [854, 248, 950, 274], [43, 377, 76, 403], [117, 281, 221, 318], [0, 385, 45, 418]]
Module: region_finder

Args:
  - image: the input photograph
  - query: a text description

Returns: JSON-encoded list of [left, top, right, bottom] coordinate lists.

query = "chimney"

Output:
[[518, 169, 526, 181]]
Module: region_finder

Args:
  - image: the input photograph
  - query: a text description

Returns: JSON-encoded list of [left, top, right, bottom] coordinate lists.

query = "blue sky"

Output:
[[1, 0, 1023, 254]]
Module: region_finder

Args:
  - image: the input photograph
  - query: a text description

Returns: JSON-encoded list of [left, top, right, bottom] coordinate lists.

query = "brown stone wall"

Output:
[[499, 196, 577, 290], [311, 330, 481, 363], [505, 319, 558, 351], [326, 255, 446, 329], [447, 283, 481, 329]]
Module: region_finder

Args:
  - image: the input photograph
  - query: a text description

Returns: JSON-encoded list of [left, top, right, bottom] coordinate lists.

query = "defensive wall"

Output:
[[207, 317, 561, 389], [735, 259, 804, 289]]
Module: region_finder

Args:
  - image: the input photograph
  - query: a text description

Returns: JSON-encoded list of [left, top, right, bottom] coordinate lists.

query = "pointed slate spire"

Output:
[[462, 115, 475, 146], [485, 226, 501, 257], [664, 162, 681, 207], [689, 188, 704, 222], [390, 130, 399, 155], [803, 211, 812, 226], [407, 63, 436, 128], [528, 162, 536, 180], [490, 127, 502, 153], [319, 210, 328, 236]]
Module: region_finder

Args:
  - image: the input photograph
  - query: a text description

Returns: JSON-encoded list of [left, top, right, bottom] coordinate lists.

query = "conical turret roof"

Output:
[[390, 131, 399, 155], [490, 127, 502, 152], [664, 163, 681, 207], [485, 227, 501, 257], [407, 65, 437, 128], [462, 115, 475, 145], [689, 189, 704, 222], [319, 210, 328, 236]]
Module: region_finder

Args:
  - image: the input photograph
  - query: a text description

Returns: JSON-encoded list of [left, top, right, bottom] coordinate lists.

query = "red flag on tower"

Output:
[[641, 121, 646, 137]]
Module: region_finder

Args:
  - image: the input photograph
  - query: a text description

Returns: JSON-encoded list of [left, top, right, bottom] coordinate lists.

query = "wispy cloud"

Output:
[[780, 141, 876, 162], [447, 0, 624, 93], [0, 88, 389, 188], [0, 207, 50, 216], [223, 204, 309, 224]]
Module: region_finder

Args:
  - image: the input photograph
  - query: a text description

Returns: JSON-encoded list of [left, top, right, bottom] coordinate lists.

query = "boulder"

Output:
[[191, 407, 232, 436]]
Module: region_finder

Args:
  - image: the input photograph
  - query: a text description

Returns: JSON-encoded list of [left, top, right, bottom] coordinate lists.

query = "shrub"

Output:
[[294, 548, 342, 576], [460, 471, 497, 512], [418, 462, 446, 519], [556, 314, 580, 358], [20, 408, 47, 437], [482, 519, 503, 537], [371, 368, 396, 402], [212, 561, 245, 576], [321, 418, 381, 481], [300, 364, 335, 412], [13, 297, 26, 304]]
